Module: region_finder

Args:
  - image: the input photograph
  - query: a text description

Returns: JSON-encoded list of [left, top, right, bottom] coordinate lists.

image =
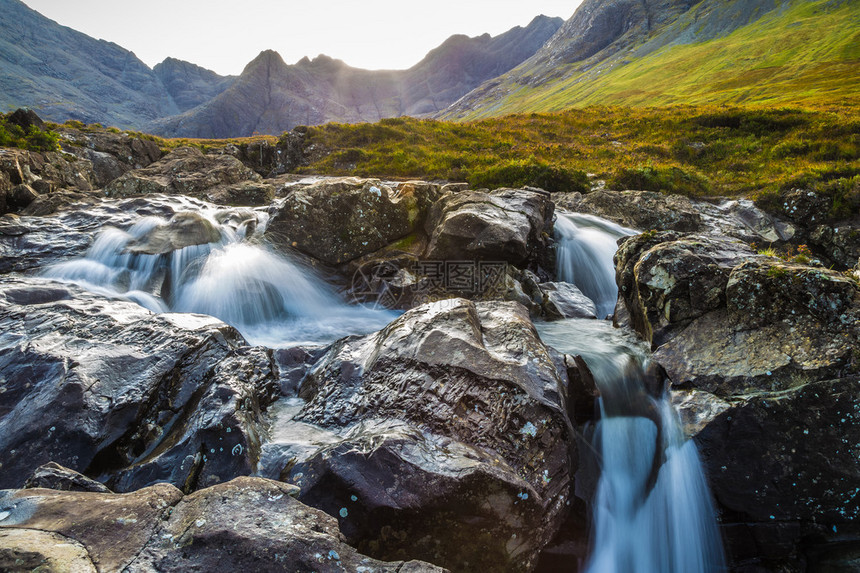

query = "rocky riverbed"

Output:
[[0, 121, 858, 572]]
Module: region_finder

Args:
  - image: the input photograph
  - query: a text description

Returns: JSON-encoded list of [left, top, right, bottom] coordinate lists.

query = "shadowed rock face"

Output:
[[0, 477, 447, 572], [153, 57, 236, 112], [276, 298, 576, 572]]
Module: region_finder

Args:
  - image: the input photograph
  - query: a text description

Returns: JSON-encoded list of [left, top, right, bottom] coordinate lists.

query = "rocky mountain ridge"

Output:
[[0, 0, 561, 136]]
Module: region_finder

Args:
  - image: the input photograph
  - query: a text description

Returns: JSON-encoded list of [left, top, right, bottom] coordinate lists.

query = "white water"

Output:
[[554, 212, 637, 319], [44, 210, 397, 347], [540, 212, 725, 573]]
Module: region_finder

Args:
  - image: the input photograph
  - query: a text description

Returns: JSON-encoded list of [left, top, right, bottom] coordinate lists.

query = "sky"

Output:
[[23, 1, 583, 76]]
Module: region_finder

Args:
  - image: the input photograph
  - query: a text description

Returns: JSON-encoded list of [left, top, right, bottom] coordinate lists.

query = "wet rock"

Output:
[[674, 377, 860, 569], [7, 184, 38, 210], [0, 477, 446, 572], [104, 147, 260, 199], [615, 232, 757, 349], [539, 281, 598, 319], [266, 177, 441, 265], [0, 194, 220, 274], [559, 189, 702, 232], [204, 180, 276, 206], [124, 211, 222, 255], [0, 275, 279, 493], [557, 190, 795, 245], [24, 462, 112, 494], [281, 299, 574, 572], [424, 188, 554, 266]]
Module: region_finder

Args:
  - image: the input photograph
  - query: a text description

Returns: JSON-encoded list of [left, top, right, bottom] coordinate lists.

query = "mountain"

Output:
[[148, 15, 563, 138], [441, 0, 860, 119], [0, 0, 178, 127], [153, 57, 235, 113]]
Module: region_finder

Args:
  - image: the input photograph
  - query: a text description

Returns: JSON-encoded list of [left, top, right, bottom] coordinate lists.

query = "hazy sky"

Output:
[[23, 1, 583, 76]]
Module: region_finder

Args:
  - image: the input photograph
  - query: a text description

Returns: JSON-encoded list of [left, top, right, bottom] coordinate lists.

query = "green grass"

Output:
[[444, 0, 860, 119], [295, 105, 859, 204]]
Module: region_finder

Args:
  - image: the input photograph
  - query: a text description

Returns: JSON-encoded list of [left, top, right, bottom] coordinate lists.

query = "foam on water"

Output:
[[44, 210, 396, 347]]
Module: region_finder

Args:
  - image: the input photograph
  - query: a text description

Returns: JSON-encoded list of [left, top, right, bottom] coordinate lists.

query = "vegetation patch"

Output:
[[0, 113, 59, 151], [607, 164, 710, 197], [468, 159, 589, 193]]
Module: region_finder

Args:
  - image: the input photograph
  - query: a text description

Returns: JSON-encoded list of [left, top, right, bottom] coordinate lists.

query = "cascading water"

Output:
[[539, 211, 725, 572], [554, 212, 637, 319], [44, 208, 396, 347]]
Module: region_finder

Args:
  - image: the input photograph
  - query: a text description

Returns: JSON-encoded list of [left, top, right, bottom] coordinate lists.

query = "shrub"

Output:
[[607, 164, 711, 196], [467, 160, 589, 193]]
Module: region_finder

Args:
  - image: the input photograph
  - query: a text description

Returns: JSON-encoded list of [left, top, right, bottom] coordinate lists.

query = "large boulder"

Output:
[[266, 177, 441, 265], [424, 188, 553, 266], [267, 299, 576, 572], [617, 231, 860, 569], [0, 477, 446, 572], [124, 211, 222, 255], [0, 276, 279, 493], [104, 147, 261, 200]]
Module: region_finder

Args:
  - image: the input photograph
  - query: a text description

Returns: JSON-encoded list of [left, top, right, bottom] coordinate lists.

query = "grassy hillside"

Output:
[[444, 0, 860, 120], [293, 104, 859, 218]]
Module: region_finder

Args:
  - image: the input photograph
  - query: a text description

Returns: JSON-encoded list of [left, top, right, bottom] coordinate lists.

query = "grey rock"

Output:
[[424, 188, 554, 266], [276, 298, 575, 572], [104, 147, 260, 199], [539, 281, 598, 319], [267, 177, 440, 265], [0, 477, 447, 572], [24, 462, 111, 493], [0, 275, 279, 493], [124, 211, 222, 256]]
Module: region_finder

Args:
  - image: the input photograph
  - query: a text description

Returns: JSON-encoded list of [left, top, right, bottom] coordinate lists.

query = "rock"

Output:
[[617, 230, 860, 571], [59, 126, 162, 172], [104, 147, 260, 199], [0, 194, 218, 274], [674, 377, 860, 568], [0, 528, 97, 572], [424, 188, 554, 266], [0, 275, 279, 492], [539, 282, 598, 319], [615, 231, 757, 348], [6, 108, 46, 131], [563, 354, 599, 423], [7, 184, 38, 210], [809, 223, 860, 269], [266, 177, 441, 265], [278, 299, 575, 572], [24, 462, 112, 493], [124, 211, 222, 255], [779, 187, 831, 226], [0, 477, 446, 572], [560, 189, 702, 232], [205, 180, 276, 206], [19, 190, 91, 217], [557, 189, 795, 244]]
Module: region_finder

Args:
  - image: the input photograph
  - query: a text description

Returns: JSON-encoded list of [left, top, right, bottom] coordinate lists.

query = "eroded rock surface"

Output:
[[262, 299, 576, 572]]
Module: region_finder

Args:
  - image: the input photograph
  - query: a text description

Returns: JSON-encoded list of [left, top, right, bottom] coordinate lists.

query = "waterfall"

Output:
[[539, 212, 725, 573], [554, 212, 637, 319], [44, 209, 396, 347]]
